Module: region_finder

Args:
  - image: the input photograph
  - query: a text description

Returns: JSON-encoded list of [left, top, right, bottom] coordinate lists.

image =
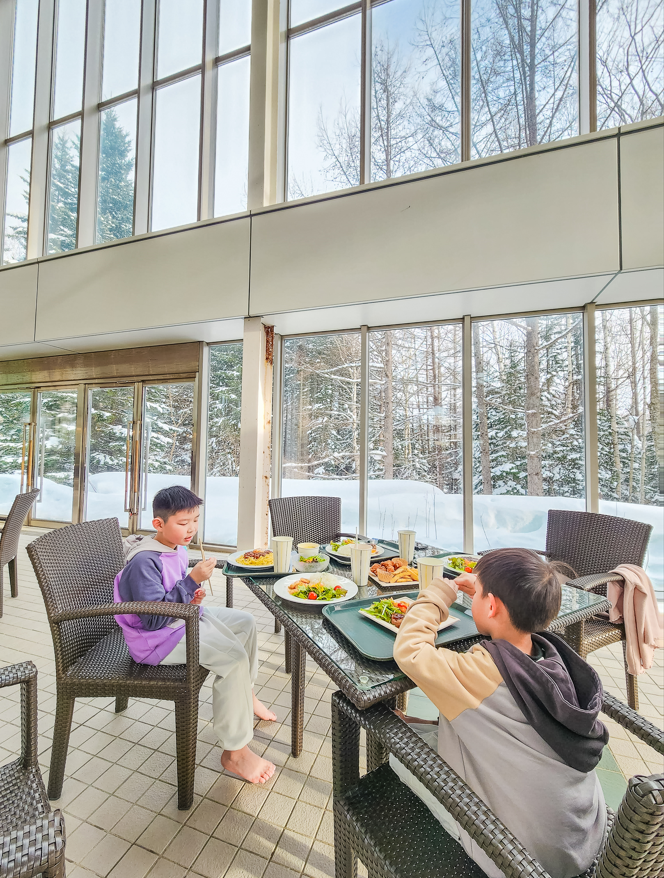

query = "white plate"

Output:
[[324, 541, 385, 561], [360, 599, 459, 634], [441, 555, 480, 576], [228, 549, 274, 570], [274, 573, 358, 605]]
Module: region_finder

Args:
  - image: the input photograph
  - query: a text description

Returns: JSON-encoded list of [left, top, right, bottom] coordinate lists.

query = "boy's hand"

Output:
[[191, 588, 206, 605], [190, 557, 216, 584], [454, 571, 477, 597]]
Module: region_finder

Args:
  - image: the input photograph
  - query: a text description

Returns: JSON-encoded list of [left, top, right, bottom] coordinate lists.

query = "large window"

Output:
[[369, 325, 463, 547], [0, 391, 32, 516], [472, 314, 585, 551], [596, 305, 663, 594], [46, 119, 81, 254], [282, 334, 362, 532], [2, 138, 32, 263], [205, 343, 243, 546]]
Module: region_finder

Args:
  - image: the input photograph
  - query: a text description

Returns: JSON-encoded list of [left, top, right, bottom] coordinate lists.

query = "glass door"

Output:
[[32, 389, 79, 523], [0, 391, 34, 516]]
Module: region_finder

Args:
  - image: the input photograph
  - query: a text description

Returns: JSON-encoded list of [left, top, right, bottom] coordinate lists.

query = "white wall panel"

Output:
[[250, 139, 621, 315], [35, 217, 250, 341], [620, 126, 664, 270], [595, 268, 664, 306], [0, 263, 38, 345]]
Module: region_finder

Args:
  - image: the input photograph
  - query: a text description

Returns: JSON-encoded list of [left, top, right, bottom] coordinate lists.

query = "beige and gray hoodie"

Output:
[[393, 578, 607, 878]]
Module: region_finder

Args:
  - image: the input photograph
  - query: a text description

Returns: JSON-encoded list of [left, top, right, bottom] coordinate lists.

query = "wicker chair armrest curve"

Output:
[[333, 693, 553, 878], [565, 572, 621, 592], [602, 691, 664, 755], [52, 602, 201, 683], [0, 660, 37, 689]]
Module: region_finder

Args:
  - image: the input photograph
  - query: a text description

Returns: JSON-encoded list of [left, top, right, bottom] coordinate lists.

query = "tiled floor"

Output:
[[0, 528, 662, 878]]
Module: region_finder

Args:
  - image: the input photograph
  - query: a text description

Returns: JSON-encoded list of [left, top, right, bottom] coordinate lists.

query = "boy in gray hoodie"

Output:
[[393, 547, 608, 878]]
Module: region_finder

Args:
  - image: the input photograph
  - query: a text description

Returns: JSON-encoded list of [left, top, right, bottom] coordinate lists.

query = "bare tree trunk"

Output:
[[296, 345, 308, 479], [473, 323, 492, 493], [525, 316, 543, 494], [649, 306, 662, 496], [383, 333, 394, 479], [602, 313, 622, 498]]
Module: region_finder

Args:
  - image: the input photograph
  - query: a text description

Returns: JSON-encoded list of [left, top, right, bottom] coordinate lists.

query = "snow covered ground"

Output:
[[2, 472, 662, 599]]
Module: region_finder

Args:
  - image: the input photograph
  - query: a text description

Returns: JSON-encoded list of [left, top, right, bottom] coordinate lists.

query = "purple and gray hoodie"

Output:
[[114, 537, 201, 665]]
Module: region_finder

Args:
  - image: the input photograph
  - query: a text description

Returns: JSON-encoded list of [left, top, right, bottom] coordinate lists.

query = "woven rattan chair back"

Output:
[[269, 496, 341, 547], [596, 774, 664, 878], [0, 489, 39, 617], [27, 517, 124, 671], [545, 510, 652, 579]]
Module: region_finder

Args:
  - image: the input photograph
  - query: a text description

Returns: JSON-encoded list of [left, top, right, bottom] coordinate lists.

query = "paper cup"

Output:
[[297, 542, 319, 557], [397, 530, 416, 564], [417, 556, 446, 591], [349, 542, 373, 587], [271, 536, 293, 573]]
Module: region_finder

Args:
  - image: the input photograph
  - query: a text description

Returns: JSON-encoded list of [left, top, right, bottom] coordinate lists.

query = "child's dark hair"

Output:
[[474, 548, 564, 632], [153, 486, 203, 522]]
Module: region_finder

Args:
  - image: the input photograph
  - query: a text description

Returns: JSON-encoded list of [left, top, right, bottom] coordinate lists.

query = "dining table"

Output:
[[222, 545, 612, 758]]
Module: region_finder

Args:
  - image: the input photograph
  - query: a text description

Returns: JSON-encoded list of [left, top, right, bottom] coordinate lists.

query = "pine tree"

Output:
[[47, 129, 80, 253], [97, 108, 135, 243]]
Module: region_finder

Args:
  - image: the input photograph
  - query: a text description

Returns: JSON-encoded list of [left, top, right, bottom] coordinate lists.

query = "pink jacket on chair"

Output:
[[607, 564, 663, 675]]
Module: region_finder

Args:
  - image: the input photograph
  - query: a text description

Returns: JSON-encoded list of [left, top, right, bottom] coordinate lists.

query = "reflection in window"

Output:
[[371, 0, 460, 181], [0, 391, 32, 516], [597, 306, 663, 594], [52, 0, 87, 120], [219, 0, 251, 55], [205, 344, 243, 546], [151, 75, 201, 231], [156, 0, 204, 79], [97, 99, 137, 243], [471, 0, 577, 157], [102, 0, 142, 101], [215, 57, 250, 216], [9, 0, 39, 136], [287, 15, 361, 199], [47, 119, 81, 254], [472, 314, 585, 551], [290, 0, 351, 29], [282, 334, 361, 531], [368, 326, 463, 547], [596, 0, 664, 128], [2, 138, 32, 264]]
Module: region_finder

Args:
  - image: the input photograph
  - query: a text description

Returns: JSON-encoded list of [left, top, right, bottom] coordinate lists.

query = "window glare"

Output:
[[215, 57, 250, 217], [2, 138, 32, 264], [218, 0, 252, 56], [9, 0, 39, 136], [151, 75, 201, 231], [97, 99, 137, 243], [52, 0, 87, 120], [288, 15, 362, 200], [156, 0, 204, 79], [102, 0, 142, 101], [47, 119, 81, 254]]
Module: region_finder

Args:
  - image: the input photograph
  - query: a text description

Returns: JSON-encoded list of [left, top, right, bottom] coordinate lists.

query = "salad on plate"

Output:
[[445, 556, 477, 574], [287, 574, 348, 601]]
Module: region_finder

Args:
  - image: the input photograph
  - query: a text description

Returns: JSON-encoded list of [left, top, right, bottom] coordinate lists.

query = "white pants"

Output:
[[159, 606, 258, 751]]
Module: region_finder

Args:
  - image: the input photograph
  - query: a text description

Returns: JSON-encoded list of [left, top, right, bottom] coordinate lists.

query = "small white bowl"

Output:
[[293, 556, 330, 573]]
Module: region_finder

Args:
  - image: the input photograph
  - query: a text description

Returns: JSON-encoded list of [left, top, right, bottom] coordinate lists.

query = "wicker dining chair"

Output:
[[540, 510, 653, 711], [0, 489, 39, 617], [0, 661, 66, 878], [27, 518, 209, 810], [332, 690, 664, 878]]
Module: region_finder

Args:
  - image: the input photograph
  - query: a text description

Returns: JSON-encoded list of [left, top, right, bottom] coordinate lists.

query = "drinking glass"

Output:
[[271, 536, 293, 573]]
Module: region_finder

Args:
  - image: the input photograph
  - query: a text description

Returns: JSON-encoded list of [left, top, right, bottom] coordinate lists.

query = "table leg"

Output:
[[366, 696, 396, 773], [290, 635, 306, 758], [226, 575, 234, 609], [284, 629, 292, 674]]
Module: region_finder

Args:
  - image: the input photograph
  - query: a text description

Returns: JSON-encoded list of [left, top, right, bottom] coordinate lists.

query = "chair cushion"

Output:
[[335, 764, 488, 877]]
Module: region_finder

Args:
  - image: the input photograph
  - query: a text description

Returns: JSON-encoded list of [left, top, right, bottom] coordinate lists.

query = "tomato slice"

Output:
[[465, 566, 473, 573], [334, 585, 342, 590], [396, 602, 408, 611], [308, 592, 318, 600]]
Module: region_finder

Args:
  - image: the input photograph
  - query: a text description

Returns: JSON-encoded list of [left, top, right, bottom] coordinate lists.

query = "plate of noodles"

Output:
[[228, 549, 275, 569]]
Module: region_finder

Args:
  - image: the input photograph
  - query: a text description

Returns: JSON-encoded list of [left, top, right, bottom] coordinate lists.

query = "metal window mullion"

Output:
[[359, 324, 369, 535], [27, 0, 56, 259], [134, 0, 156, 236], [359, 0, 371, 185], [462, 314, 474, 553], [460, 0, 471, 162], [0, 0, 16, 263], [271, 332, 283, 499], [579, 0, 597, 134], [77, 0, 103, 248], [200, 0, 218, 220], [248, 0, 271, 208], [192, 342, 210, 523], [583, 302, 599, 512]]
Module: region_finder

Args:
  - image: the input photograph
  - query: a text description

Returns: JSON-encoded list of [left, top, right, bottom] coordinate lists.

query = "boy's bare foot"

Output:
[[221, 746, 275, 784], [253, 692, 277, 722]]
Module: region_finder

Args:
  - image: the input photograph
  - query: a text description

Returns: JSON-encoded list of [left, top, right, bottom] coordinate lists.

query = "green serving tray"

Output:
[[322, 591, 480, 661]]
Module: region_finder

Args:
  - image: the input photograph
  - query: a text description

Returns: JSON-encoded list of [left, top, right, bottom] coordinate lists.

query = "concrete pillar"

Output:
[[237, 317, 274, 549]]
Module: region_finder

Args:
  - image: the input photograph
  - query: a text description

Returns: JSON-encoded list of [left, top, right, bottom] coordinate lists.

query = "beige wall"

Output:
[[620, 125, 664, 270], [0, 262, 38, 346]]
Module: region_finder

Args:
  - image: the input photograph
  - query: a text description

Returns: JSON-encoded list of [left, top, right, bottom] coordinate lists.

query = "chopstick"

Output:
[[199, 542, 214, 595]]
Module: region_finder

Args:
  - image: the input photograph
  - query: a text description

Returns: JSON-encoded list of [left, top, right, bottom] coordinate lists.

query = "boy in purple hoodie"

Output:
[[115, 486, 277, 784]]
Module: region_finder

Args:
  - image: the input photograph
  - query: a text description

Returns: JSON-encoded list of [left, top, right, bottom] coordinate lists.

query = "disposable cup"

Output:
[[417, 556, 446, 591], [298, 542, 319, 557], [397, 530, 416, 564], [271, 536, 293, 573], [349, 542, 373, 587]]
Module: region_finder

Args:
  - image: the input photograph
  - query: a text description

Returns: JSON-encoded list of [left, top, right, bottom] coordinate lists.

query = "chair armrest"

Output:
[[565, 572, 620, 592], [0, 661, 38, 770], [332, 692, 552, 878], [602, 691, 664, 755], [51, 602, 201, 684]]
